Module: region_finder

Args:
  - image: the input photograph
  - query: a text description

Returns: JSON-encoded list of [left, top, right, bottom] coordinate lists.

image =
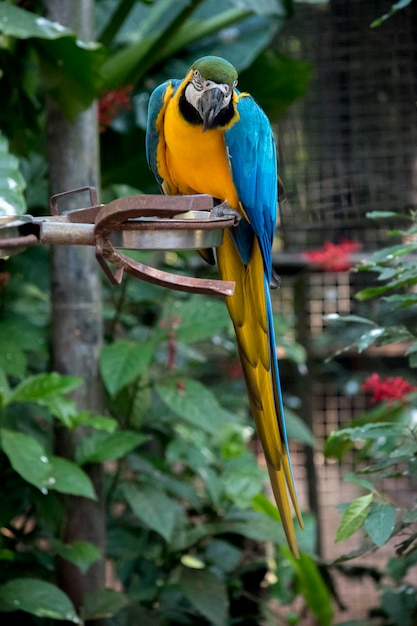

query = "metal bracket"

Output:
[[0, 188, 238, 297]]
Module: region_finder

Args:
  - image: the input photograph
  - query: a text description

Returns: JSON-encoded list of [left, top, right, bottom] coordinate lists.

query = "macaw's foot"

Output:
[[211, 202, 241, 225]]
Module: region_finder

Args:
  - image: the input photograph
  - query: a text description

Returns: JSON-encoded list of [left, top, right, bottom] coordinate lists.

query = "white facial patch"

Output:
[[185, 72, 236, 112]]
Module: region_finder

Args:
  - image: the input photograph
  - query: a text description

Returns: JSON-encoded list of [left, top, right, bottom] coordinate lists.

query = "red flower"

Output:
[[223, 359, 244, 380], [98, 85, 133, 132], [303, 240, 362, 272], [361, 373, 417, 403]]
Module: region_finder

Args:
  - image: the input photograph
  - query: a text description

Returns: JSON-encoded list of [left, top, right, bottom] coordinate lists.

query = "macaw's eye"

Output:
[[192, 70, 203, 90]]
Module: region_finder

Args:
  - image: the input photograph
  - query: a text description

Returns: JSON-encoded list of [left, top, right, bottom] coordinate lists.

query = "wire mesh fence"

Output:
[[276, 0, 417, 252], [272, 268, 415, 622], [269, 4, 417, 612]]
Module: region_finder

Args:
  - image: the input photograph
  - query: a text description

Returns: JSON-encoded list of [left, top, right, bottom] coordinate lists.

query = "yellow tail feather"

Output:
[[267, 463, 299, 558], [217, 231, 302, 557]]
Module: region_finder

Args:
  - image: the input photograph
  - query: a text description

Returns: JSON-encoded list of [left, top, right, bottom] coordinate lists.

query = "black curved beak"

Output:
[[197, 88, 224, 131]]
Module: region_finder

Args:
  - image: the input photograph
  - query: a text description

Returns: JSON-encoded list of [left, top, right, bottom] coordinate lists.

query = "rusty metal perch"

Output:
[[0, 187, 238, 297]]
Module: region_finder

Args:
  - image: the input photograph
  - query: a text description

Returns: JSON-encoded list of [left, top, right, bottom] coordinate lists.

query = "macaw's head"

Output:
[[181, 56, 238, 131]]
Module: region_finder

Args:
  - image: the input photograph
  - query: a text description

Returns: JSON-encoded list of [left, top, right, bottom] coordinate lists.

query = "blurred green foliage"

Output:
[[0, 1, 325, 624], [324, 212, 417, 626]]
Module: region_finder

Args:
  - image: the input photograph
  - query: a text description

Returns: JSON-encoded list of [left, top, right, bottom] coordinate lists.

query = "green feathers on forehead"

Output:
[[191, 56, 238, 85]]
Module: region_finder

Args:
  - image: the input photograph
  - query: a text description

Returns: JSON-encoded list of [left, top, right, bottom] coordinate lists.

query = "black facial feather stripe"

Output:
[[179, 86, 235, 129]]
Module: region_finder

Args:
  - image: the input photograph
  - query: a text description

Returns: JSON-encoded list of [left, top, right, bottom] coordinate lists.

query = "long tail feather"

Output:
[[267, 463, 299, 557], [217, 231, 302, 556]]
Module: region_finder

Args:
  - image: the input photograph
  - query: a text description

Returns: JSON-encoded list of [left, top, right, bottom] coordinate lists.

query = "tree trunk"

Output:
[[43, 1, 105, 623]]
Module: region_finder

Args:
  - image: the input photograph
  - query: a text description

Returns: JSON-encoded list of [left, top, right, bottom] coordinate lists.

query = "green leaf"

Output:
[[285, 408, 316, 446], [164, 524, 208, 553], [0, 132, 27, 215], [47, 456, 96, 499], [283, 551, 333, 626], [197, 466, 222, 508], [155, 7, 254, 69], [384, 293, 417, 308], [381, 584, 417, 626], [0, 4, 104, 120], [221, 453, 264, 507], [100, 0, 201, 90], [178, 566, 228, 626], [0, 338, 26, 379], [100, 339, 154, 397], [352, 401, 405, 427], [328, 423, 405, 449], [253, 496, 322, 555], [0, 316, 46, 353], [252, 492, 281, 521], [0, 5, 73, 39], [366, 210, 408, 219], [0, 367, 10, 405], [355, 327, 386, 351], [387, 550, 417, 581], [324, 420, 404, 460], [336, 493, 373, 542], [389, 437, 417, 458], [364, 502, 396, 546], [8, 372, 81, 423], [371, 0, 413, 28], [54, 540, 101, 574], [127, 453, 201, 509], [1, 428, 53, 492], [0, 549, 14, 561], [216, 509, 285, 544], [0, 578, 80, 622], [97, 0, 139, 47], [165, 296, 230, 343], [155, 378, 232, 434], [121, 482, 179, 542], [343, 472, 377, 493], [324, 431, 355, 462], [81, 589, 129, 621], [375, 265, 402, 281], [39, 38, 104, 120], [408, 457, 417, 481], [1, 429, 96, 498], [180, 554, 205, 569], [326, 313, 377, 326], [369, 242, 417, 263], [69, 411, 117, 433], [11, 373, 82, 398], [204, 539, 242, 574], [408, 345, 417, 368], [75, 430, 147, 465]]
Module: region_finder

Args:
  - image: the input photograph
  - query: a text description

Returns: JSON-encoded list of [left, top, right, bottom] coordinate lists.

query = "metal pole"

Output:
[[43, 0, 105, 621], [293, 273, 323, 556]]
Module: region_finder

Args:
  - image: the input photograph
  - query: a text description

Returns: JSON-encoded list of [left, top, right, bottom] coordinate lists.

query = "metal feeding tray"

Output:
[[0, 187, 238, 297]]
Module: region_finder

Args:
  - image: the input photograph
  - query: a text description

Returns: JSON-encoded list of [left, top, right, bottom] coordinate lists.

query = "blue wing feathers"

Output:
[[264, 275, 288, 444], [225, 95, 277, 278], [227, 94, 296, 475], [146, 79, 181, 185]]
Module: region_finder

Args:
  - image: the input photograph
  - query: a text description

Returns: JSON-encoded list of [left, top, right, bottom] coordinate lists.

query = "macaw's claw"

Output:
[[211, 203, 242, 224]]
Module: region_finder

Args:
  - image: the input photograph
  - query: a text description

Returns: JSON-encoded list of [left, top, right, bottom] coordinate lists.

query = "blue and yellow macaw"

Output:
[[146, 56, 303, 556]]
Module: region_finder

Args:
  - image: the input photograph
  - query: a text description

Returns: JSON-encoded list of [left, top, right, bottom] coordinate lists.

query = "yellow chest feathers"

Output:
[[159, 89, 239, 208]]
